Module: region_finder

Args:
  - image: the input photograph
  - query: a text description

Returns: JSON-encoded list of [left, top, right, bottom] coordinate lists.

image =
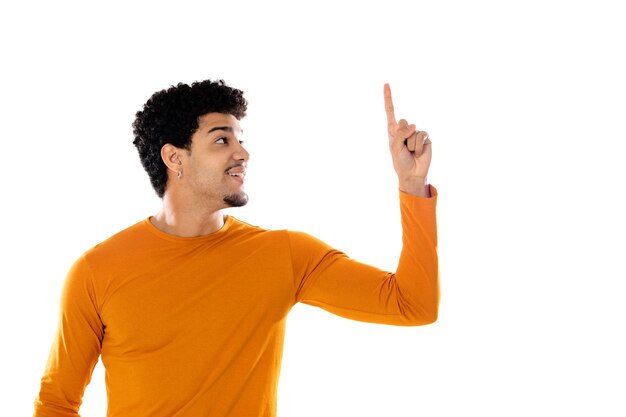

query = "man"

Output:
[[34, 79, 438, 417]]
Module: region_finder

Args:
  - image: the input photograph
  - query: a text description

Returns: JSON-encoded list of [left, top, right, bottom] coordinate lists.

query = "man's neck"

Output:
[[151, 193, 226, 238]]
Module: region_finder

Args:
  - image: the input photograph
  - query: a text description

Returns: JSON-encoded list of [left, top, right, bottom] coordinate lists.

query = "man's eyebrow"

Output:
[[207, 126, 243, 135]]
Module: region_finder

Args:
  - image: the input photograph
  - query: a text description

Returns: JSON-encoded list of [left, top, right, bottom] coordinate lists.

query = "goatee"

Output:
[[223, 192, 248, 207]]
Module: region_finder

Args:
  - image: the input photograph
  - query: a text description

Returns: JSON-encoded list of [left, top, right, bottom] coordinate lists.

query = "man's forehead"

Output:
[[198, 112, 243, 134]]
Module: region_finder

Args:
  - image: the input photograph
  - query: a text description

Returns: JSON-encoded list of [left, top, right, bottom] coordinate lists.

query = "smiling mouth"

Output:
[[226, 165, 246, 179], [226, 168, 246, 184]]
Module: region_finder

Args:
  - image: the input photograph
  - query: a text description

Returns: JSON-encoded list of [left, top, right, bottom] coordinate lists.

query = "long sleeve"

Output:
[[34, 256, 104, 417], [291, 186, 439, 326]]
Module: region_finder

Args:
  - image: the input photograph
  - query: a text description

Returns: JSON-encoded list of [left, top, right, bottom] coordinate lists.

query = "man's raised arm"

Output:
[[291, 84, 438, 325]]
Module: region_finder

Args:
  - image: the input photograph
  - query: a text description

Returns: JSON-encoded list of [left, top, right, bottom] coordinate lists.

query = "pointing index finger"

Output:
[[384, 83, 396, 127]]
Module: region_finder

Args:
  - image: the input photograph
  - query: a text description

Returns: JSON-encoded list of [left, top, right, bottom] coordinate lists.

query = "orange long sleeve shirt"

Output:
[[34, 188, 438, 417]]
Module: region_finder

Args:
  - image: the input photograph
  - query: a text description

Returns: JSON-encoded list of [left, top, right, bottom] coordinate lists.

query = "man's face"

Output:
[[183, 112, 249, 208]]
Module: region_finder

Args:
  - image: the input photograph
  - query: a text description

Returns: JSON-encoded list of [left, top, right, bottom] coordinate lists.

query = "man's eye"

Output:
[[216, 137, 228, 144]]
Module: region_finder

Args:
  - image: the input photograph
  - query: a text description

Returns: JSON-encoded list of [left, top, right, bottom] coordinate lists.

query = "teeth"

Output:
[[228, 173, 245, 177]]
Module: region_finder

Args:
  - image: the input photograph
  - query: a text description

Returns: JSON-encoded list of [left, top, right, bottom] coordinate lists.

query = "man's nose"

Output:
[[233, 142, 249, 162]]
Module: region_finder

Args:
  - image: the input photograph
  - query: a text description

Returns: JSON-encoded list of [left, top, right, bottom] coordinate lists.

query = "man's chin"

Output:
[[223, 192, 249, 208]]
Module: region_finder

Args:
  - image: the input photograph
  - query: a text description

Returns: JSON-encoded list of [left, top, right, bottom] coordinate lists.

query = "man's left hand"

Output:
[[384, 83, 432, 197]]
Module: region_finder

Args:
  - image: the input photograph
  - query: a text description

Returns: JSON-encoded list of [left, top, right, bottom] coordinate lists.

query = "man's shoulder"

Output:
[[227, 216, 289, 243], [82, 219, 150, 259]]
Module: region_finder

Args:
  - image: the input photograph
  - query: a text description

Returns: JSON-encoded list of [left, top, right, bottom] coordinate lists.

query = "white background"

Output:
[[1, 0, 625, 415]]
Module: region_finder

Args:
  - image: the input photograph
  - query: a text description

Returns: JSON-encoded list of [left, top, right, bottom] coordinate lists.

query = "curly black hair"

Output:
[[132, 79, 248, 198]]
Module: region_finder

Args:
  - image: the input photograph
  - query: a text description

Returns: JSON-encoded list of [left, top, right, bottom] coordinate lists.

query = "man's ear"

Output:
[[160, 143, 184, 175]]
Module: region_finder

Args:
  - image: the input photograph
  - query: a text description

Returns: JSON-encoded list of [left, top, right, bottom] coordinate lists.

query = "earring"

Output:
[[177, 171, 182, 179]]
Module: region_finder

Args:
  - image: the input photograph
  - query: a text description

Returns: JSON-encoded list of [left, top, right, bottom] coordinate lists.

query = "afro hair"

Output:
[[132, 79, 247, 198]]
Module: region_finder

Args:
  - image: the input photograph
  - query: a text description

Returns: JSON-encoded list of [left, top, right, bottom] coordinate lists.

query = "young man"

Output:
[[34, 80, 438, 417]]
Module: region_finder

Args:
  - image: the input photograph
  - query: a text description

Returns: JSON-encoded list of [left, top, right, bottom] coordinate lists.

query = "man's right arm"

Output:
[[34, 256, 104, 417]]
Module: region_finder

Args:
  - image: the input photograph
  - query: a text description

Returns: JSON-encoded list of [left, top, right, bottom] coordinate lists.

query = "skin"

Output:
[[150, 113, 249, 237], [151, 85, 432, 237], [384, 83, 432, 198]]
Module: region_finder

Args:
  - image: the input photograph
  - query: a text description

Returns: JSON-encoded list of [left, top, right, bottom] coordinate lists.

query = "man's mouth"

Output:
[[226, 167, 246, 181]]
